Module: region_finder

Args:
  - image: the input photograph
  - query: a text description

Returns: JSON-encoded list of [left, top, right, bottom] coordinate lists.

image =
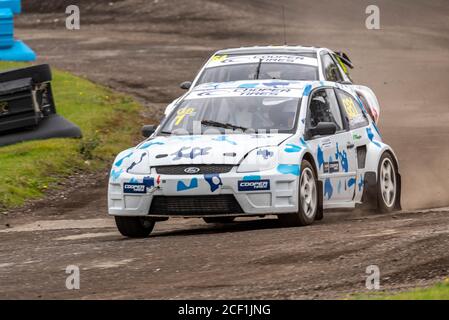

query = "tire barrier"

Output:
[[0, 64, 82, 146]]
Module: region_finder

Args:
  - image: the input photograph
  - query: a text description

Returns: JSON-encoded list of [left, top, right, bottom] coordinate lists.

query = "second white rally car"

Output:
[[169, 45, 381, 123], [108, 80, 401, 237]]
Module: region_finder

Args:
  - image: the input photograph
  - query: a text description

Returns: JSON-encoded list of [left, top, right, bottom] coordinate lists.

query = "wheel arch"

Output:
[[364, 143, 400, 174], [361, 145, 402, 211], [302, 151, 318, 177]]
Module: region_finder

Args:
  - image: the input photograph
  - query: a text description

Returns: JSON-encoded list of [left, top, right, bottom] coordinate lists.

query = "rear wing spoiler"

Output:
[[334, 51, 354, 70]]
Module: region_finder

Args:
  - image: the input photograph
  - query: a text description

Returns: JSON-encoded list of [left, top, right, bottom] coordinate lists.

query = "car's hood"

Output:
[[134, 134, 292, 167]]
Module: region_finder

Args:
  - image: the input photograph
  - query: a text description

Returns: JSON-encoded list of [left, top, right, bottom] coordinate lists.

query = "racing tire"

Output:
[[203, 217, 235, 224], [377, 152, 399, 213], [114, 216, 155, 238], [278, 159, 318, 226]]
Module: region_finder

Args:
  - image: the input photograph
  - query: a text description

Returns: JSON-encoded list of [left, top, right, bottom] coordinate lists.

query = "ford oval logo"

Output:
[[184, 167, 200, 174]]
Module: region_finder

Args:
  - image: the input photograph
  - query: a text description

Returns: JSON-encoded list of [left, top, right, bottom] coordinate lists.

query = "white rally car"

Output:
[[168, 45, 380, 123], [108, 80, 401, 238]]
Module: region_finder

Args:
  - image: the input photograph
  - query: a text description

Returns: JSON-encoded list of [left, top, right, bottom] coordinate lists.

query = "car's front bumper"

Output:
[[108, 166, 299, 217]]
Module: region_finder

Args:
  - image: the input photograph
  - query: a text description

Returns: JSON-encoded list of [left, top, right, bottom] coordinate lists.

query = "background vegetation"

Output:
[[0, 62, 142, 208]]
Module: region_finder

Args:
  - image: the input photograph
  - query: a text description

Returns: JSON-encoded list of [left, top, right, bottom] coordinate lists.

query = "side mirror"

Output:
[[309, 122, 337, 137], [141, 125, 156, 137], [180, 81, 192, 90]]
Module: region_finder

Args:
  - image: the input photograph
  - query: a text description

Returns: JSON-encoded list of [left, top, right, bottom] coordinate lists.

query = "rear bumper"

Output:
[[108, 167, 299, 217]]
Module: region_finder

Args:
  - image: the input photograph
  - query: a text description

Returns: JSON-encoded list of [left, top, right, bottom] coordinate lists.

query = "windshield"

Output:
[[196, 63, 318, 85], [160, 96, 300, 135]]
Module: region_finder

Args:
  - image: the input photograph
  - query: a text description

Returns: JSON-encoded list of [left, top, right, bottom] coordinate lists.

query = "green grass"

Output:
[[0, 62, 143, 208], [353, 280, 449, 300]]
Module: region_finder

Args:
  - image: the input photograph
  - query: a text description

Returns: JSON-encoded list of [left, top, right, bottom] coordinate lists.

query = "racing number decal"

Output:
[[211, 54, 228, 62], [342, 97, 359, 120], [175, 107, 195, 125]]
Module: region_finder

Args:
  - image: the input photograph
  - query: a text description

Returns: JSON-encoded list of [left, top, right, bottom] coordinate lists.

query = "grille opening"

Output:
[[149, 195, 243, 216], [155, 165, 233, 175]]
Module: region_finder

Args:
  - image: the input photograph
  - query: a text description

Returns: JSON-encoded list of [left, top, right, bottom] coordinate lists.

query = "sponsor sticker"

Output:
[[238, 179, 270, 191], [323, 161, 340, 173], [123, 183, 147, 194]]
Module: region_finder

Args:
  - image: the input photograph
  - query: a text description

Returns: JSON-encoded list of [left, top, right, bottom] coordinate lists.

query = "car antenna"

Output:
[[282, 5, 287, 45]]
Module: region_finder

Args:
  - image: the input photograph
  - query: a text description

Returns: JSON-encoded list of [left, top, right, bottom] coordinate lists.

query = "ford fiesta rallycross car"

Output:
[[167, 45, 381, 123], [108, 80, 401, 238]]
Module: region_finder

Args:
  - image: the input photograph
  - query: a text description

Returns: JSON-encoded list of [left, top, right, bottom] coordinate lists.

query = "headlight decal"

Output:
[[256, 149, 274, 159]]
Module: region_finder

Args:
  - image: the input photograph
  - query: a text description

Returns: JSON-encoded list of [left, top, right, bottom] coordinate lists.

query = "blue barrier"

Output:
[[0, 8, 14, 48], [0, 0, 36, 61]]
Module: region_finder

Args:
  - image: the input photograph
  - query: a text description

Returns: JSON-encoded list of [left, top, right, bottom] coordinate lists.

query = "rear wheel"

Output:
[[114, 216, 155, 238], [203, 217, 235, 224], [377, 153, 398, 213], [279, 160, 318, 226]]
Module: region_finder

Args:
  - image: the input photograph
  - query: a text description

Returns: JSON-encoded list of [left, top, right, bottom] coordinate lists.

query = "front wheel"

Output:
[[114, 216, 155, 238], [377, 153, 399, 213], [278, 159, 318, 226]]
